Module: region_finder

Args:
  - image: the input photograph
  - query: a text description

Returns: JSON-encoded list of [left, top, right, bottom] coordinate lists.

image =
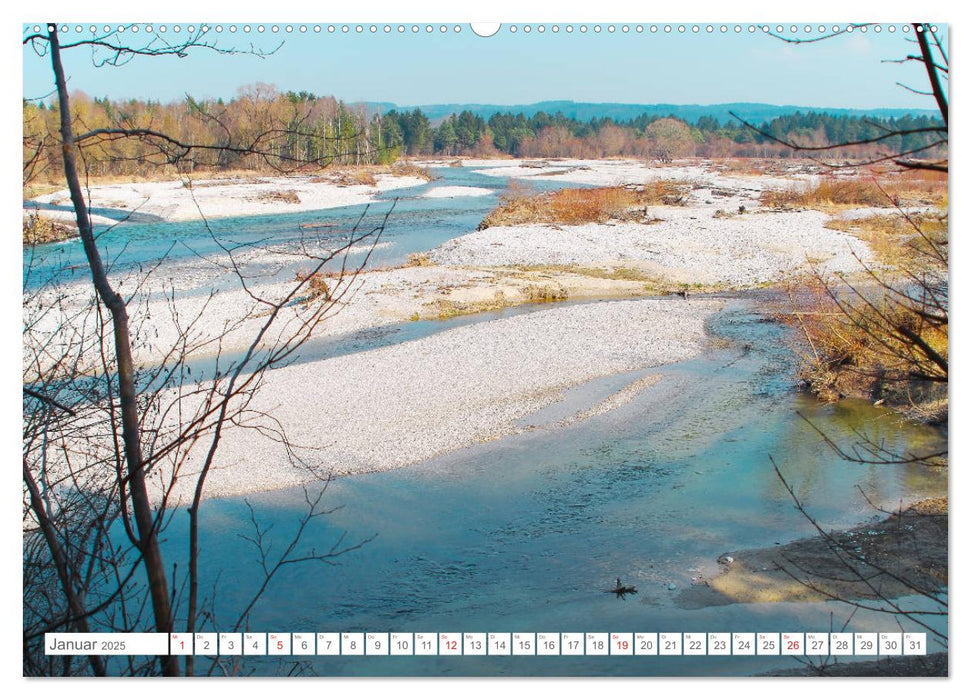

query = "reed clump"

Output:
[[761, 176, 947, 211], [478, 181, 687, 229]]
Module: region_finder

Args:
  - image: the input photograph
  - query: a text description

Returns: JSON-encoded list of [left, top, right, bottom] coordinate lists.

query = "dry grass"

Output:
[[325, 169, 378, 187], [709, 157, 823, 178], [312, 162, 436, 188], [23, 183, 63, 199], [521, 283, 568, 303], [825, 213, 948, 267], [761, 175, 947, 211], [777, 174, 948, 413], [429, 292, 511, 320], [508, 264, 719, 297], [710, 158, 776, 177], [390, 161, 435, 181], [23, 213, 76, 245], [28, 167, 272, 189], [513, 263, 657, 284], [882, 177, 948, 208], [183, 175, 265, 189], [426, 281, 570, 320], [478, 181, 687, 229], [404, 252, 434, 267], [258, 189, 301, 204], [761, 178, 888, 210]]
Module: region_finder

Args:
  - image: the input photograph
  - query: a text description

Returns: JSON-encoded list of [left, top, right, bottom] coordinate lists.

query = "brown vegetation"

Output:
[[825, 213, 947, 267], [520, 282, 568, 303], [775, 172, 947, 417], [429, 292, 511, 320], [709, 157, 798, 177], [405, 252, 434, 267], [478, 181, 687, 229], [293, 270, 332, 302], [310, 162, 434, 189], [391, 161, 435, 181], [512, 263, 659, 284], [331, 169, 378, 187], [761, 175, 947, 211], [257, 189, 301, 204], [785, 275, 947, 418], [22, 213, 77, 245], [425, 280, 571, 320]]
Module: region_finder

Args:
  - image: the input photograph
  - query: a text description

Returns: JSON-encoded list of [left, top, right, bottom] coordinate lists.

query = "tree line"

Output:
[[386, 107, 944, 161], [23, 83, 406, 182], [24, 82, 945, 182]]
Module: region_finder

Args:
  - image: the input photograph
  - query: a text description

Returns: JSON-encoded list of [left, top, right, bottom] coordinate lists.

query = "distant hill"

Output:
[[358, 100, 938, 125]]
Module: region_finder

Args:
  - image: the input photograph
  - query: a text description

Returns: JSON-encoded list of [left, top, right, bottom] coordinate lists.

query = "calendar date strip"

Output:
[[46, 631, 927, 657]]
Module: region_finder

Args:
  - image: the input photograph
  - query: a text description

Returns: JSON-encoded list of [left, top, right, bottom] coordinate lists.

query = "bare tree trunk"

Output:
[[47, 26, 179, 677], [914, 23, 948, 128], [23, 459, 107, 676]]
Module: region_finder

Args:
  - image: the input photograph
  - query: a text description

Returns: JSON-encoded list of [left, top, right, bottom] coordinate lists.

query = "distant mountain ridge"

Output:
[[360, 100, 938, 125]]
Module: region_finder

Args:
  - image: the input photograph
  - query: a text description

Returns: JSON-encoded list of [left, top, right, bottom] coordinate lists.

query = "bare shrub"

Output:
[[23, 213, 77, 245], [294, 270, 332, 302]]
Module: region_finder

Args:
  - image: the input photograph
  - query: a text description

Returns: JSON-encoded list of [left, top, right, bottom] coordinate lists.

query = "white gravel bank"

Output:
[[30, 173, 426, 223], [431, 209, 874, 287], [23, 206, 118, 228], [471, 159, 795, 192], [169, 297, 721, 500]]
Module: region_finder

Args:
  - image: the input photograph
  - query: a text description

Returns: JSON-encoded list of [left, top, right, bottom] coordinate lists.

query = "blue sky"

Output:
[[23, 23, 944, 111]]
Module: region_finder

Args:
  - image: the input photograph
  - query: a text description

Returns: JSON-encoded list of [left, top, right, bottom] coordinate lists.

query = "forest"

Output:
[[23, 82, 946, 182]]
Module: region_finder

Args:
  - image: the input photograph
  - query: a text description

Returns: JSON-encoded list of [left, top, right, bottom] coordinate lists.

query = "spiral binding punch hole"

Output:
[[28, 24, 938, 36]]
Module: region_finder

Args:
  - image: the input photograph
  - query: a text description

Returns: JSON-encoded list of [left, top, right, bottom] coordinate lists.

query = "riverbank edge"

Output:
[[677, 497, 948, 610]]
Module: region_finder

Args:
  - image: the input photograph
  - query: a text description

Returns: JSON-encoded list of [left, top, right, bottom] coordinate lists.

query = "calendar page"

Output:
[[20, 3, 950, 682]]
